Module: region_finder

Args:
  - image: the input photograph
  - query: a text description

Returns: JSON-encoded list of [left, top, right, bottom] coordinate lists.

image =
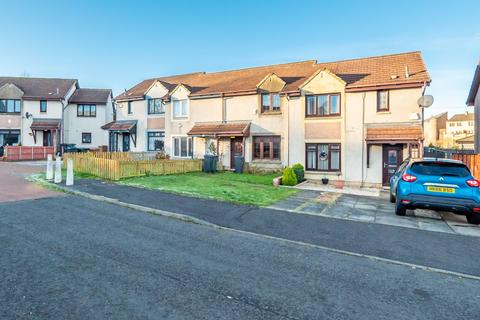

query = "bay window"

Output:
[[305, 93, 340, 117], [253, 136, 280, 160], [173, 136, 193, 157], [306, 143, 341, 171]]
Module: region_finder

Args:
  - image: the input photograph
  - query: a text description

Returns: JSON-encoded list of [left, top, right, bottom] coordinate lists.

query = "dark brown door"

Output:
[[43, 130, 52, 146], [382, 145, 403, 186], [230, 137, 243, 168]]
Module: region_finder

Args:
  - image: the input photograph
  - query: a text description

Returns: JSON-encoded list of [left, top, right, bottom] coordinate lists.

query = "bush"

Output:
[[292, 163, 305, 182], [282, 167, 297, 186]]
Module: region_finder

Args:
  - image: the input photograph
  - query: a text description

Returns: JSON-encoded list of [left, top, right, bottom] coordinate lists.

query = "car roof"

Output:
[[409, 157, 465, 165]]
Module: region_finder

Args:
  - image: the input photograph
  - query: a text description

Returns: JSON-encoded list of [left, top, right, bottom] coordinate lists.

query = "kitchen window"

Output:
[[148, 98, 165, 114], [40, 100, 47, 113], [172, 99, 188, 119], [261, 93, 281, 113], [253, 136, 280, 160], [148, 131, 165, 151], [306, 143, 341, 171], [377, 90, 389, 112], [0, 99, 20, 113], [82, 132, 92, 144], [77, 104, 97, 117], [305, 93, 340, 117], [172, 136, 193, 157]]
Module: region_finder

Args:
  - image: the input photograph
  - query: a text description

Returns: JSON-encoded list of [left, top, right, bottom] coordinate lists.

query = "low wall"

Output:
[[2, 146, 55, 161]]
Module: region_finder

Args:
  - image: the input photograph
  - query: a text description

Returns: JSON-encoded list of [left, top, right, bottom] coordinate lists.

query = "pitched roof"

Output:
[[30, 118, 61, 130], [116, 51, 430, 101], [467, 62, 480, 106], [69, 88, 112, 104], [0, 77, 77, 100], [456, 135, 474, 143], [448, 112, 474, 122], [187, 121, 251, 137], [366, 125, 423, 142]]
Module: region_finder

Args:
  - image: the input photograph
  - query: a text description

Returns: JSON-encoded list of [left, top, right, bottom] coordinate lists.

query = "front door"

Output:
[[230, 137, 243, 168], [382, 145, 403, 186], [43, 130, 52, 146], [123, 133, 130, 152]]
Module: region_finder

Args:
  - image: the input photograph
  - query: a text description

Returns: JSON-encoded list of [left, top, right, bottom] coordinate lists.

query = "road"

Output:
[[1, 195, 479, 320]]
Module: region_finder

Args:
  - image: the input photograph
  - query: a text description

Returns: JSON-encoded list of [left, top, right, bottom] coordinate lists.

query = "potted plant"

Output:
[[321, 177, 329, 185]]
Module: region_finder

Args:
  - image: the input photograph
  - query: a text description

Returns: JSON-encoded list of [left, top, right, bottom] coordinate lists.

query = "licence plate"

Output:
[[427, 186, 455, 194]]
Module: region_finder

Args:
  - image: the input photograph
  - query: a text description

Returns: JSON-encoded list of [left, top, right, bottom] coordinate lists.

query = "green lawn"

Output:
[[119, 171, 298, 206]]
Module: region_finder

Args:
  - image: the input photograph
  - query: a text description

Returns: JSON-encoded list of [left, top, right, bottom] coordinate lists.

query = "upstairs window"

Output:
[[40, 100, 47, 113], [172, 99, 188, 119], [305, 94, 340, 117], [127, 101, 132, 114], [148, 98, 165, 114], [77, 104, 97, 117], [261, 93, 281, 113], [0, 99, 20, 113], [377, 90, 389, 112]]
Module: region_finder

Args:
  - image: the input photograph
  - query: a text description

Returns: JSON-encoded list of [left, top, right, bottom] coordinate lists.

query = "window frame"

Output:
[[77, 104, 97, 117], [127, 101, 132, 114], [252, 135, 281, 161], [147, 98, 165, 115], [305, 143, 341, 172], [305, 93, 341, 117], [172, 99, 189, 120], [0, 99, 21, 114], [376, 90, 389, 112], [40, 100, 47, 113], [81, 132, 92, 144], [172, 136, 193, 158], [147, 131, 165, 151], [260, 93, 281, 113]]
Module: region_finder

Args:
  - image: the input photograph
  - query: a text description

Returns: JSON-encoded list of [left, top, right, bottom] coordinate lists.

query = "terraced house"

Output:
[[0, 77, 113, 155], [110, 51, 430, 187]]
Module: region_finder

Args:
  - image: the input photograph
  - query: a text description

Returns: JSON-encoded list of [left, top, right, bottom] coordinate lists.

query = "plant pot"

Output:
[[321, 178, 329, 185], [334, 180, 345, 189]]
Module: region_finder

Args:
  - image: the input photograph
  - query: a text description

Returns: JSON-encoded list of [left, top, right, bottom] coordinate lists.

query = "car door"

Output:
[[391, 160, 408, 196]]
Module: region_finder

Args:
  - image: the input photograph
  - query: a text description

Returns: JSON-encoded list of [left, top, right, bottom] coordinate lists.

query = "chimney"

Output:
[[405, 65, 410, 78], [56, 88, 59, 95]]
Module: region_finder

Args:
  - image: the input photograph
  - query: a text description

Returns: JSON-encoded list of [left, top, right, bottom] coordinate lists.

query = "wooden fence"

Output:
[[451, 154, 480, 179], [2, 146, 55, 161], [63, 152, 203, 180]]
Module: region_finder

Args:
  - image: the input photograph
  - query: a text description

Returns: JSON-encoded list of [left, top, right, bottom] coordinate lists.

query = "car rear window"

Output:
[[410, 162, 470, 177]]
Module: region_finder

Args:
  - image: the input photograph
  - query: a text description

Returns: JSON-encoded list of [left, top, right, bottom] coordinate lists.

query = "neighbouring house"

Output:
[[455, 135, 474, 150], [0, 77, 113, 155], [423, 112, 448, 147], [109, 51, 430, 187], [467, 59, 480, 152], [442, 112, 475, 149]]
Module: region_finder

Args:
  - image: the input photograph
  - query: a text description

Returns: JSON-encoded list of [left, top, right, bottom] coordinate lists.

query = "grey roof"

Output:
[[69, 88, 112, 104], [0, 77, 77, 100]]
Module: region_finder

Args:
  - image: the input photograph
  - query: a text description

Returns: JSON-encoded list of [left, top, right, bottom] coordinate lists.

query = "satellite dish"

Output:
[[417, 95, 434, 108]]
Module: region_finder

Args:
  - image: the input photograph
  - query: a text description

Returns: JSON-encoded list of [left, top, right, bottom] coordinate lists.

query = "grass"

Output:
[[119, 171, 298, 206]]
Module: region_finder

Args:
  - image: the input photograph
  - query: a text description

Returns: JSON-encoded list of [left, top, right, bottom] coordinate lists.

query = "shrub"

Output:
[[292, 163, 305, 182], [282, 167, 297, 186]]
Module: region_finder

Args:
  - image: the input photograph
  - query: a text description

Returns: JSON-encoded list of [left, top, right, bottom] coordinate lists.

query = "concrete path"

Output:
[[1, 195, 478, 320], [62, 179, 480, 277], [0, 161, 59, 203]]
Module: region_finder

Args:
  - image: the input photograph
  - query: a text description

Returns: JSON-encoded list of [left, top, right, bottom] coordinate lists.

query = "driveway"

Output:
[[269, 190, 480, 237], [0, 161, 59, 203]]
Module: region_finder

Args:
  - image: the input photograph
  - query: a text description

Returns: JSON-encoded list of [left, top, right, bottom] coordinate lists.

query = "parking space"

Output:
[[269, 190, 480, 237]]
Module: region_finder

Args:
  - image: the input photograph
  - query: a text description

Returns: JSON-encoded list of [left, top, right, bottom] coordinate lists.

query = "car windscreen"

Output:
[[410, 162, 470, 177]]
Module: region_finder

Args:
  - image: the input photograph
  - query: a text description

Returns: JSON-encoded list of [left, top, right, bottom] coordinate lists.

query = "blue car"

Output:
[[390, 158, 480, 225]]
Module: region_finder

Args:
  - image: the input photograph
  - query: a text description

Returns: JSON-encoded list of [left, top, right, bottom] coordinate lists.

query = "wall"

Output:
[[21, 99, 63, 146]]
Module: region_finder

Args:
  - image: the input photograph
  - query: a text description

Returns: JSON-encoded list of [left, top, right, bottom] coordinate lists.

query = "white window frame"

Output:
[[171, 135, 193, 158], [171, 99, 189, 121]]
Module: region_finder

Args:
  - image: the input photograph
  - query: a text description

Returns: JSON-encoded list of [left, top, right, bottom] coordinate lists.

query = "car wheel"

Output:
[[395, 198, 407, 216], [466, 213, 480, 225], [389, 191, 395, 203]]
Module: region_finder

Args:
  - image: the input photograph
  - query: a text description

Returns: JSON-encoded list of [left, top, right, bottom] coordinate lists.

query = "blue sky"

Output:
[[2, 0, 479, 116]]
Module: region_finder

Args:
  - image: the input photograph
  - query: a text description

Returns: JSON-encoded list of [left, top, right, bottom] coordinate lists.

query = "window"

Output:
[[172, 136, 193, 157], [82, 133, 92, 144], [457, 122, 462, 126], [469, 121, 474, 126], [377, 90, 389, 112], [128, 101, 132, 114], [253, 136, 281, 160], [261, 93, 281, 113], [77, 104, 97, 117], [306, 143, 341, 171], [305, 94, 340, 117], [148, 131, 165, 151], [40, 100, 47, 113], [148, 98, 165, 114], [172, 99, 188, 118], [0, 99, 20, 113]]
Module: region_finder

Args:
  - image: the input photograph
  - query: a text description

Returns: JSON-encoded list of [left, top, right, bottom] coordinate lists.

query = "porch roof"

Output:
[[30, 118, 61, 130], [187, 121, 251, 137], [101, 120, 137, 133], [365, 125, 423, 143]]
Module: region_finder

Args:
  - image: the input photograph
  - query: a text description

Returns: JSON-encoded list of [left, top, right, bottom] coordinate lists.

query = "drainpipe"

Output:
[[286, 94, 290, 167], [361, 92, 366, 187]]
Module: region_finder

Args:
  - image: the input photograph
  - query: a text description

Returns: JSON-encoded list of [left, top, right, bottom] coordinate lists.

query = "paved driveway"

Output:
[[269, 190, 480, 237], [0, 161, 59, 203]]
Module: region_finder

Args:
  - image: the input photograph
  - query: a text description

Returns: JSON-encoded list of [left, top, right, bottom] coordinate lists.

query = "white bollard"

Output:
[[54, 157, 62, 184], [66, 159, 74, 186], [46, 154, 54, 180]]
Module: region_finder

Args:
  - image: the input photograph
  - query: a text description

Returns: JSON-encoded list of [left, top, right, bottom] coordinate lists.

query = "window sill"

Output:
[[252, 159, 281, 164], [376, 110, 390, 114], [260, 111, 282, 116], [0, 112, 21, 115], [305, 170, 342, 174], [305, 115, 341, 120], [172, 117, 188, 121], [147, 113, 165, 116]]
